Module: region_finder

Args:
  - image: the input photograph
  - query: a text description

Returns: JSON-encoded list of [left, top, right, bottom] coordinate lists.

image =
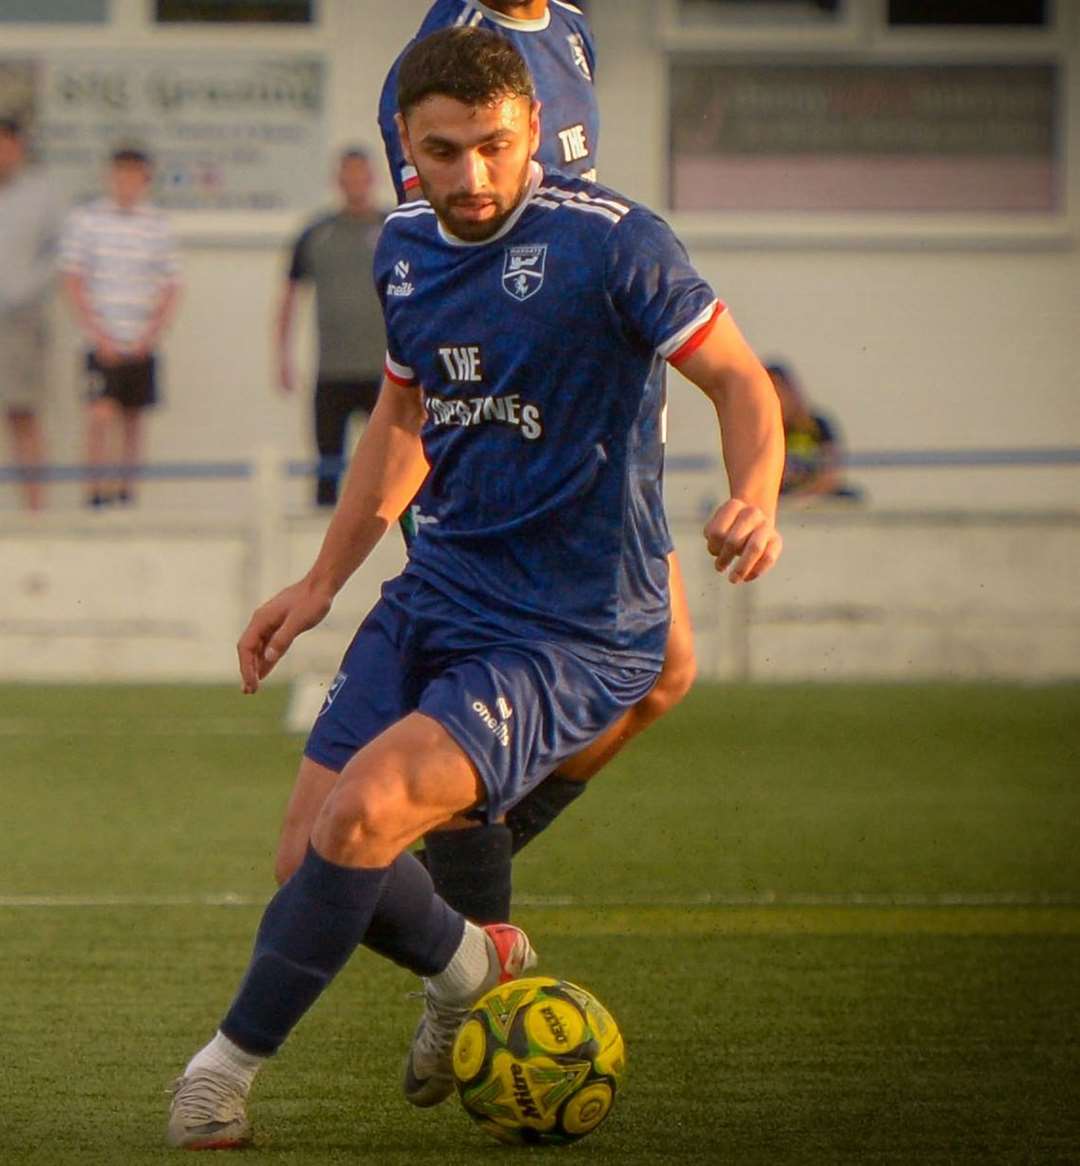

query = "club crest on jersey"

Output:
[[567, 33, 592, 81], [502, 244, 547, 302]]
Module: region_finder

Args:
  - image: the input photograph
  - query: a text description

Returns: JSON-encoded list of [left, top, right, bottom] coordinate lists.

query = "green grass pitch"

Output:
[[1, 681, 1078, 1164]]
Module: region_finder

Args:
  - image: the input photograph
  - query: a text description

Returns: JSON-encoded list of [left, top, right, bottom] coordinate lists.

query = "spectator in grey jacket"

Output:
[[0, 118, 63, 511]]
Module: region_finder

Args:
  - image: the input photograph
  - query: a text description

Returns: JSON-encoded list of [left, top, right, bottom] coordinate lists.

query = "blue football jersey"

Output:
[[378, 0, 599, 202], [375, 164, 723, 664]]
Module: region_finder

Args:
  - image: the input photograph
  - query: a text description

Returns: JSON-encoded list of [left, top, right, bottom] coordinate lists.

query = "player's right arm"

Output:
[[237, 379, 429, 692]]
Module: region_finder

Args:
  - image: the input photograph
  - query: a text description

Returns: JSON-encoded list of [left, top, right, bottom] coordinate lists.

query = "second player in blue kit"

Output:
[[379, 0, 599, 201], [310, 0, 707, 931], [166, 27, 783, 1149]]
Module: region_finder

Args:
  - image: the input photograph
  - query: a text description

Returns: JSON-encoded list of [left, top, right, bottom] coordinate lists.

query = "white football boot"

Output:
[[166, 1070, 252, 1150], [403, 922, 537, 1107]]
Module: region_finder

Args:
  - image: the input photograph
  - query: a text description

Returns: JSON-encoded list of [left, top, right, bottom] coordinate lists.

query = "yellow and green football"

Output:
[[451, 975, 625, 1146]]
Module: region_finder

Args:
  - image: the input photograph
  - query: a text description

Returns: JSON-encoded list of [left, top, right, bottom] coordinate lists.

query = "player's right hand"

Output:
[[237, 579, 333, 694]]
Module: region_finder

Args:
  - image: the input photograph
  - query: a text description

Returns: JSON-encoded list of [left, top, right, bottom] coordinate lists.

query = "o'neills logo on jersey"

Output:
[[424, 392, 544, 441], [388, 258, 414, 297], [502, 244, 547, 302]]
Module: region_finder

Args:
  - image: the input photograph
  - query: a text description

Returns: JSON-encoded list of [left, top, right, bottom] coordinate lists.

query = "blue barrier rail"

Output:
[[2, 447, 1079, 484]]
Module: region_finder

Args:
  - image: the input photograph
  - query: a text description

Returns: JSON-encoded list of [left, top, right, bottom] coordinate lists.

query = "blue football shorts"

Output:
[[303, 574, 660, 820]]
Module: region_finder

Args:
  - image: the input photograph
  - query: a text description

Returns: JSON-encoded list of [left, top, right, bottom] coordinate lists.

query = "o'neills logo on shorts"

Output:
[[472, 699, 511, 748]]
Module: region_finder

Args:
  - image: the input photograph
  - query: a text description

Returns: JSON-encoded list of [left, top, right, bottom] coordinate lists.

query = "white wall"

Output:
[[6, 0, 1079, 518], [590, 0, 1080, 513], [4, 510, 1077, 684]]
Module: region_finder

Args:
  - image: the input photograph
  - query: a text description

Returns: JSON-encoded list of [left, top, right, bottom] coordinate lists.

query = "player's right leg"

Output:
[[167, 709, 535, 1148], [168, 585, 540, 1147]]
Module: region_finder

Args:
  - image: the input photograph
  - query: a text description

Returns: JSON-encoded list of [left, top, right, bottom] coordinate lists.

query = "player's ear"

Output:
[[529, 99, 542, 159], [394, 112, 415, 166]]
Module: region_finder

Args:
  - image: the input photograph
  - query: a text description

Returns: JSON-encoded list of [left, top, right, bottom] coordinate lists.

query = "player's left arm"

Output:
[[672, 312, 785, 584]]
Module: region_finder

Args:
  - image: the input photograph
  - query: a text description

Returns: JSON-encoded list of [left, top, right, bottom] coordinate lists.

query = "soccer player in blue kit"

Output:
[[166, 27, 783, 1149], [272, 0, 701, 930], [379, 0, 599, 201]]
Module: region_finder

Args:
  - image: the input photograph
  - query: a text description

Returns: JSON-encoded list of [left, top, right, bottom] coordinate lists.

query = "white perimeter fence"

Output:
[[1, 450, 1079, 687]]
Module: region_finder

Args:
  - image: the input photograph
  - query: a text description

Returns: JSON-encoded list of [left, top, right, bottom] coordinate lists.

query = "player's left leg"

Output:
[[167, 711, 534, 1148], [420, 551, 696, 922]]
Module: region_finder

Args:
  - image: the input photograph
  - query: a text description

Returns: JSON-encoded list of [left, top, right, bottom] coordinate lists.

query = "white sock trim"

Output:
[[426, 920, 490, 1004], [184, 1030, 265, 1089]]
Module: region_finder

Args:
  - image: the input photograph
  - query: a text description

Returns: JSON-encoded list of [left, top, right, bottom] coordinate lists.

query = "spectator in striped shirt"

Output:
[[60, 146, 181, 507]]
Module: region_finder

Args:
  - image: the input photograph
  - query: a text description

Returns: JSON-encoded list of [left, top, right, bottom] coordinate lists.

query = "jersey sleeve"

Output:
[[373, 223, 417, 386], [604, 207, 724, 365], [378, 50, 420, 204]]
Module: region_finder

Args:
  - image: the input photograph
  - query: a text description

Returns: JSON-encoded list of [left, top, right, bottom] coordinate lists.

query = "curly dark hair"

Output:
[[397, 26, 535, 117]]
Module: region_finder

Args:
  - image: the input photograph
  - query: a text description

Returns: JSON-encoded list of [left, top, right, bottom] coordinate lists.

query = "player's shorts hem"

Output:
[[420, 706, 502, 824], [302, 744, 347, 774]]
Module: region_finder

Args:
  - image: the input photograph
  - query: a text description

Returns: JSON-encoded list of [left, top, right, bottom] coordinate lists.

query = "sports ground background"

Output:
[[2, 2, 1079, 1162]]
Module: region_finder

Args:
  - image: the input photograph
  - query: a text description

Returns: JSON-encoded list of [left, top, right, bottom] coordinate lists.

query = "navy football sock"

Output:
[[505, 774, 587, 856], [221, 846, 389, 1057], [363, 851, 465, 974], [423, 824, 513, 924]]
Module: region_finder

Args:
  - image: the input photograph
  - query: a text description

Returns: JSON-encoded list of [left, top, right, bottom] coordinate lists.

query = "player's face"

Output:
[[397, 94, 540, 243]]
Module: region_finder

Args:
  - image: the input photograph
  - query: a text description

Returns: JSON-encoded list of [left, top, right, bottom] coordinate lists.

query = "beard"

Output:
[[421, 157, 533, 243]]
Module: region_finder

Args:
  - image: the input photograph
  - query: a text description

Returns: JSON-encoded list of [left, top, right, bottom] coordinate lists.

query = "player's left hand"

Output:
[[704, 498, 782, 584], [237, 579, 333, 694]]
